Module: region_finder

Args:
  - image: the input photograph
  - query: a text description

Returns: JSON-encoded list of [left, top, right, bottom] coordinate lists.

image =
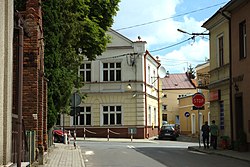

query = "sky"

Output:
[[112, 0, 230, 74]]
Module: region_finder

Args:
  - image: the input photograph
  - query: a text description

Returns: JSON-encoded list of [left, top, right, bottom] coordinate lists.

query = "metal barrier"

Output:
[[82, 128, 134, 141], [26, 131, 36, 164]]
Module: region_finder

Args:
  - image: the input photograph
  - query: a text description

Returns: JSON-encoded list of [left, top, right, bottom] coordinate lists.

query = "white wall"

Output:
[[0, 0, 13, 165]]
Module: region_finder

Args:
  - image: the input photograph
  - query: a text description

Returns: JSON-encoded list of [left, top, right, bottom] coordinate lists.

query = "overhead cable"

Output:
[[115, 2, 227, 31]]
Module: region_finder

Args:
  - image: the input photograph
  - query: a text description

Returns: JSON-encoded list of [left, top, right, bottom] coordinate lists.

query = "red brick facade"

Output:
[[13, 0, 47, 151]]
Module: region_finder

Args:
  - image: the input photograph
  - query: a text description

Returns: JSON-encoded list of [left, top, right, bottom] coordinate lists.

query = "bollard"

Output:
[[68, 130, 71, 144], [107, 129, 109, 141], [84, 128, 86, 140], [64, 133, 68, 144], [74, 130, 76, 149]]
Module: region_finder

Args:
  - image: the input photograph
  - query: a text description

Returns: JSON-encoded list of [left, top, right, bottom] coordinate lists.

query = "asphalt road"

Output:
[[79, 140, 250, 167]]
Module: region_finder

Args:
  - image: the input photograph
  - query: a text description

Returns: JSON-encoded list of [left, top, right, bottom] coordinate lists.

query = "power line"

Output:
[[149, 37, 194, 53], [115, 2, 227, 31]]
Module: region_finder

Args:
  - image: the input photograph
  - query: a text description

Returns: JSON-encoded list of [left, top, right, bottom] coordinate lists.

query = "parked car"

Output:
[[53, 129, 64, 143], [158, 124, 179, 140]]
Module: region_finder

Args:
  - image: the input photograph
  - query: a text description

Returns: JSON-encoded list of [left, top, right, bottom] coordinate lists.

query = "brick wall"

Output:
[[12, 0, 47, 151]]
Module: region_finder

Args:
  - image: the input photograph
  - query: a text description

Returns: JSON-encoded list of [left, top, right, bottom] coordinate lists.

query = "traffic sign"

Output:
[[184, 112, 190, 117], [192, 93, 205, 108]]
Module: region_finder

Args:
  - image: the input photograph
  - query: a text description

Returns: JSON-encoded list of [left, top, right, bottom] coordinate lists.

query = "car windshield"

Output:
[[161, 125, 174, 130]]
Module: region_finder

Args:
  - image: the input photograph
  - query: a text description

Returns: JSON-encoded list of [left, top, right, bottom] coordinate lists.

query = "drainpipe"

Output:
[[144, 51, 148, 138], [157, 64, 161, 134], [17, 14, 24, 167], [220, 10, 233, 144]]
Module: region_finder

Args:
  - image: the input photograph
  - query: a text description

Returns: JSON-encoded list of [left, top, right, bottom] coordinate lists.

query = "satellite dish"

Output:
[[158, 66, 166, 78]]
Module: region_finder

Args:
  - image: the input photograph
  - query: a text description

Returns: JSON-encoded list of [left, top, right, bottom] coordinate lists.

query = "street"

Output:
[[78, 139, 250, 167]]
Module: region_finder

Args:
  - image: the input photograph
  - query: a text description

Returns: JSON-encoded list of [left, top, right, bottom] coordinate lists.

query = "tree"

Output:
[[187, 64, 196, 79], [42, 0, 120, 129]]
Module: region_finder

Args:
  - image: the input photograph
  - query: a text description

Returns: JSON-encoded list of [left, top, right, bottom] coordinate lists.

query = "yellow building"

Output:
[[202, 9, 231, 140], [161, 73, 196, 125], [179, 62, 210, 137]]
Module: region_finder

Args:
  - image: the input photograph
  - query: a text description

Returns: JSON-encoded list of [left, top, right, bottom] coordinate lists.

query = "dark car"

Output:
[[158, 124, 179, 140]]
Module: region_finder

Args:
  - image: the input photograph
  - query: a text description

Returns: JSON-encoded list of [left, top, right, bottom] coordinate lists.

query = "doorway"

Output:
[[235, 93, 244, 139]]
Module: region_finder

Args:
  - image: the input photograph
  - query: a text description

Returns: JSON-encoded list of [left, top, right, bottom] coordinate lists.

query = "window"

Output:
[[148, 106, 151, 125], [147, 66, 151, 83], [79, 63, 91, 82], [154, 108, 157, 126], [239, 21, 247, 59], [153, 70, 156, 86], [73, 106, 91, 126], [102, 105, 122, 125], [103, 63, 121, 81], [162, 105, 167, 110], [218, 36, 224, 67]]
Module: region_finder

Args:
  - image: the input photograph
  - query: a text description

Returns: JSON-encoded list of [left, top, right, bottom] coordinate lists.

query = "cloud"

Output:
[[112, 0, 212, 73], [159, 38, 209, 73]]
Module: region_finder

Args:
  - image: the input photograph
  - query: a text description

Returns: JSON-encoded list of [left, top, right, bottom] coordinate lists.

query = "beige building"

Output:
[[202, 8, 231, 140], [60, 29, 162, 138], [161, 73, 196, 125], [0, 0, 13, 166]]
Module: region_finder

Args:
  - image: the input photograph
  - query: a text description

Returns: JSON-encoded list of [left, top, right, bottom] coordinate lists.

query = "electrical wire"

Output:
[[115, 2, 227, 31], [149, 37, 194, 53]]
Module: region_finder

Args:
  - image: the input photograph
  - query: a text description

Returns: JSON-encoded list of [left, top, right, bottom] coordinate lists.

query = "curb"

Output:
[[188, 146, 250, 163], [77, 146, 86, 167]]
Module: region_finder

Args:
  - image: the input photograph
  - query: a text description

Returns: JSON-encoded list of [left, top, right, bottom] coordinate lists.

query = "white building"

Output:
[[0, 0, 13, 166], [61, 29, 162, 139]]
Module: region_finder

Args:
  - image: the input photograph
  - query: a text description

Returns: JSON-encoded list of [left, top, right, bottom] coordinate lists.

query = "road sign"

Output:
[[192, 106, 205, 110], [184, 112, 190, 117], [192, 93, 205, 108], [71, 93, 81, 107]]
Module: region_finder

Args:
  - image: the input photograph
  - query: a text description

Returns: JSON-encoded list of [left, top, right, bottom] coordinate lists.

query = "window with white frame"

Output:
[[154, 107, 157, 126], [103, 62, 121, 81], [102, 105, 122, 125], [79, 63, 91, 82], [73, 106, 91, 126], [148, 106, 151, 125], [147, 66, 151, 83], [153, 70, 156, 87]]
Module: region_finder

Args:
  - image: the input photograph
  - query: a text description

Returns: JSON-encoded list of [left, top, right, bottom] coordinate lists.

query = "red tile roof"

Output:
[[161, 73, 196, 90]]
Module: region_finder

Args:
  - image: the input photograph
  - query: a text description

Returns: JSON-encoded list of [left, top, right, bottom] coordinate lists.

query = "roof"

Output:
[[161, 73, 196, 90]]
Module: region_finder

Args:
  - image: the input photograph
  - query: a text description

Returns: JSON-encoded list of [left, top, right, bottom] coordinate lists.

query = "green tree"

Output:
[[187, 64, 196, 79], [42, 0, 120, 129]]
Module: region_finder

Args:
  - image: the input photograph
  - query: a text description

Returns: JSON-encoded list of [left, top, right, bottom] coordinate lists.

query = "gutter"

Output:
[[220, 9, 234, 144]]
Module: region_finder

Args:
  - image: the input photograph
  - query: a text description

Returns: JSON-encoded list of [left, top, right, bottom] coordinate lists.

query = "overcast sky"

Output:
[[112, 0, 230, 73]]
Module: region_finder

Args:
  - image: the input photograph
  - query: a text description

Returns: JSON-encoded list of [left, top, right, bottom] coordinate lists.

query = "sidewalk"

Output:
[[188, 146, 250, 163], [38, 143, 85, 167]]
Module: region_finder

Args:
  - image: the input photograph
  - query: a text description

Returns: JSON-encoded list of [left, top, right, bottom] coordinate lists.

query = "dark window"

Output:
[[74, 106, 92, 126], [239, 21, 247, 59], [79, 63, 91, 82], [218, 36, 224, 66], [102, 105, 122, 125], [102, 62, 121, 81], [103, 70, 108, 81], [103, 114, 108, 125]]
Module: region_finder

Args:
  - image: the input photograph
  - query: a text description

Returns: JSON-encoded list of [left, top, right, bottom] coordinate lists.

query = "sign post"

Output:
[[184, 112, 190, 133], [192, 93, 205, 148]]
